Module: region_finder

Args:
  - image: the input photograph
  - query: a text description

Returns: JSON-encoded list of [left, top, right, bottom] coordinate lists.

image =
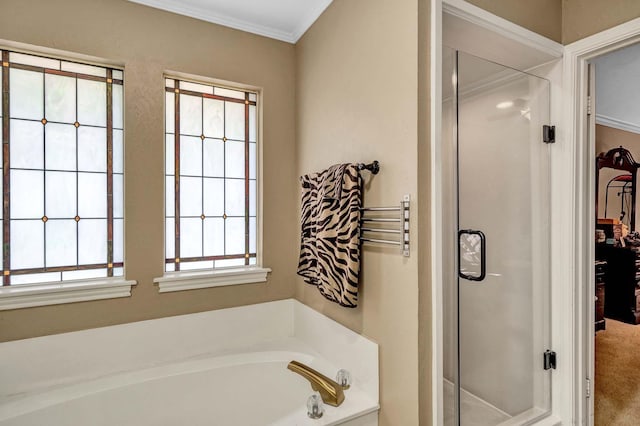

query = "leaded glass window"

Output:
[[0, 50, 124, 285], [165, 78, 258, 271]]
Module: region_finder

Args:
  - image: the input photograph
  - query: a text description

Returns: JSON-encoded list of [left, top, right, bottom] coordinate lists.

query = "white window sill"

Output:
[[0, 278, 137, 311], [153, 267, 271, 293]]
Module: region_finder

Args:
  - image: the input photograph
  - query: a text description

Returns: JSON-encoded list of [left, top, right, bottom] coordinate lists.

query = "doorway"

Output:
[[590, 41, 640, 424]]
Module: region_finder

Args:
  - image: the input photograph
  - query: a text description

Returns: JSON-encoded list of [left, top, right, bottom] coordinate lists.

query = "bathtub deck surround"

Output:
[[0, 299, 378, 425]]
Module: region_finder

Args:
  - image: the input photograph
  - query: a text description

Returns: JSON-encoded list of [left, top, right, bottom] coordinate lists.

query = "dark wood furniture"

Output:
[[596, 147, 639, 232], [596, 244, 640, 325], [595, 260, 606, 331]]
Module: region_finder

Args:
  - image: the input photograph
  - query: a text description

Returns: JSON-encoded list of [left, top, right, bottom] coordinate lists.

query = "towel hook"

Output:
[[357, 161, 380, 175]]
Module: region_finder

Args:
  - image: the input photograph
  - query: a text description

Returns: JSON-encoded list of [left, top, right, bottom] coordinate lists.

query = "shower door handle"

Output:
[[458, 229, 486, 282]]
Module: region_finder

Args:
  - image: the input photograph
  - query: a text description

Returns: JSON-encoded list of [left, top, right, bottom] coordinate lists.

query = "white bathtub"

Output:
[[0, 300, 379, 426]]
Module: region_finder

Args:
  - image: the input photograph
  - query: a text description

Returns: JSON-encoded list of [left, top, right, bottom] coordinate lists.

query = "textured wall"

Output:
[[563, 0, 640, 44], [466, 0, 562, 42], [0, 0, 297, 341], [295, 0, 420, 424]]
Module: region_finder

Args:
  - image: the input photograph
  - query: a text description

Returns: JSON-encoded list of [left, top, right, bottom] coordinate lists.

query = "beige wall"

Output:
[[0, 0, 297, 342], [295, 0, 420, 424], [467, 0, 562, 42], [563, 0, 640, 44]]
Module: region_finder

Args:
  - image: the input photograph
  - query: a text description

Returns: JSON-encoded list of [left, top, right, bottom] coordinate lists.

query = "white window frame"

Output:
[[0, 41, 135, 311], [155, 73, 269, 293]]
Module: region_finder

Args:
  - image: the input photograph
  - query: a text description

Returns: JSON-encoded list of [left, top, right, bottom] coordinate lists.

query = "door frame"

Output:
[[430, 0, 565, 424], [563, 17, 640, 426]]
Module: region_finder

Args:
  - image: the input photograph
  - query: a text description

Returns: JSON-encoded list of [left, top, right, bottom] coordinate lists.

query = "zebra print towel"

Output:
[[297, 163, 362, 308]]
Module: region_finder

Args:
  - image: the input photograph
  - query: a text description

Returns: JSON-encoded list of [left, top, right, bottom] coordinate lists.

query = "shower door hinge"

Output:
[[586, 378, 591, 398], [587, 95, 593, 115], [543, 350, 557, 370], [543, 125, 555, 144]]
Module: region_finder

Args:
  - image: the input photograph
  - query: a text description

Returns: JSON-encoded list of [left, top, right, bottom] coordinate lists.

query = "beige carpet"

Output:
[[595, 318, 640, 425]]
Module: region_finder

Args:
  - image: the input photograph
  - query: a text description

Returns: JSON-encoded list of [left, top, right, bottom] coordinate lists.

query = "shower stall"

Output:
[[441, 47, 553, 425]]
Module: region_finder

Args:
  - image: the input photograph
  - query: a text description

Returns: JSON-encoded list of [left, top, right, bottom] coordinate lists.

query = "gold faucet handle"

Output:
[[287, 360, 346, 407]]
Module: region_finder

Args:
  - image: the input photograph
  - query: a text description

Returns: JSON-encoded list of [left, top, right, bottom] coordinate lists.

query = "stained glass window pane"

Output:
[[203, 218, 224, 256], [78, 126, 107, 172], [63, 269, 107, 281], [78, 172, 107, 218], [78, 219, 107, 264], [215, 258, 245, 268], [113, 84, 123, 129], [249, 93, 257, 102], [114, 129, 124, 173], [11, 170, 44, 219], [181, 260, 213, 271], [113, 267, 124, 276], [225, 218, 245, 255], [166, 92, 175, 134], [203, 98, 224, 138], [203, 138, 224, 177], [180, 176, 202, 217], [10, 119, 44, 169], [10, 69, 43, 120], [225, 179, 245, 217], [215, 87, 245, 100], [166, 175, 175, 217], [166, 134, 174, 175], [225, 102, 245, 140], [249, 105, 256, 142], [250, 217, 256, 253], [166, 217, 174, 259], [166, 263, 175, 272], [180, 136, 202, 176], [180, 94, 202, 136], [77, 79, 106, 127], [181, 81, 213, 95], [249, 180, 256, 216], [249, 257, 256, 265], [10, 52, 60, 69], [3, 51, 123, 284], [11, 220, 44, 269], [11, 272, 60, 285], [45, 171, 76, 218], [46, 220, 77, 267], [61, 61, 106, 78], [45, 123, 76, 171], [114, 174, 123, 218], [225, 141, 245, 179], [249, 143, 256, 179], [180, 218, 202, 257], [45, 74, 76, 124], [166, 78, 257, 271], [203, 178, 224, 216], [114, 218, 123, 263]]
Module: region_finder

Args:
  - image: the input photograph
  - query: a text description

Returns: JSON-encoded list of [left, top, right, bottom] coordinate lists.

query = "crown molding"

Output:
[[128, 0, 331, 44], [596, 114, 640, 135]]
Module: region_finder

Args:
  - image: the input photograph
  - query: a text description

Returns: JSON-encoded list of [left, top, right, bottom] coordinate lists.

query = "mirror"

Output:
[[596, 146, 639, 232]]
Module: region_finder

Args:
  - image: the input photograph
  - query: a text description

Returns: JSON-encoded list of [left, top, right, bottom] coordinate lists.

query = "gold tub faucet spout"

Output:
[[287, 360, 346, 407]]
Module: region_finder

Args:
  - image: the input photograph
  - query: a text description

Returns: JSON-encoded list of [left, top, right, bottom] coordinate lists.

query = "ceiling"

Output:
[[593, 42, 640, 134], [128, 0, 333, 43]]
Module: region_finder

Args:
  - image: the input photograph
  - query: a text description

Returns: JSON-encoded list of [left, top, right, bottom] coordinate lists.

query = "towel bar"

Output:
[[360, 194, 410, 257], [361, 228, 401, 234], [360, 207, 401, 212]]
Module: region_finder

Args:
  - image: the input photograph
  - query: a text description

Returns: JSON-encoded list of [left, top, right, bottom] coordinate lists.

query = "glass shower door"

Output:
[[453, 50, 552, 425]]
